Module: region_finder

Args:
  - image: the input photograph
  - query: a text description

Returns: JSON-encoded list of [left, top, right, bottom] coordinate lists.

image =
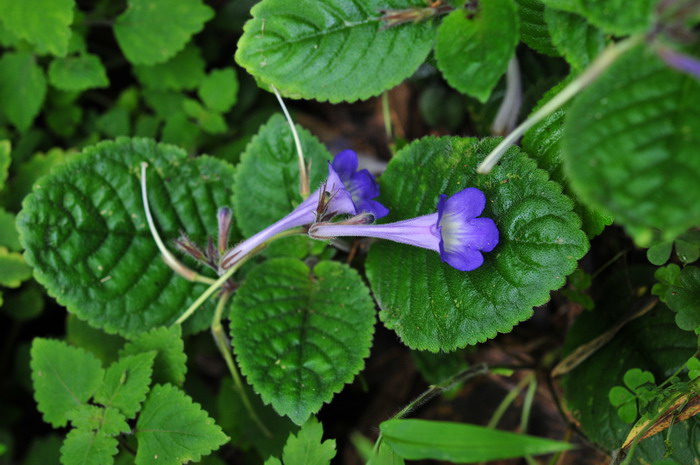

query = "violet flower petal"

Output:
[[330, 149, 358, 181]]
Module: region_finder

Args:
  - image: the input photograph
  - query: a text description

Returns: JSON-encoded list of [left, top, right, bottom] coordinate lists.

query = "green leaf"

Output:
[[575, 0, 655, 35], [135, 384, 229, 465], [30, 338, 105, 427], [96, 107, 131, 138], [662, 266, 700, 332], [562, 45, 700, 246], [183, 99, 227, 134], [435, 0, 520, 103], [675, 236, 700, 264], [17, 138, 236, 337], [608, 386, 635, 407], [1, 282, 44, 321], [198, 68, 239, 113], [66, 315, 125, 366], [23, 435, 63, 465], [514, 0, 560, 56], [235, 0, 435, 103], [522, 79, 613, 239], [0, 247, 32, 288], [647, 241, 673, 266], [233, 114, 332, 238], [688, 357, 700, 380], [380, 419, 572, 462], [93, 352, 156, 419], [0, 52, 47, 132], [119, 326, 187, 386], [545, 8, 604, 71], [0, 140, 9, 189], [276, 417, 336, 465], [133, 45, 206, 91], [48, 54, 109, 92], [4, 147, 68, 211], [67, 404, 130, 436], [366, 137, 588, 351], [61, 429, 118, 465], [161, 114, 201, 151], [623, 368, 656, 391], [0, 0, 74, 56], [142, 89, 186, 118], [114, 0, 214, 66], [231, 258, 376, 425], [562, 267, 698, 461]]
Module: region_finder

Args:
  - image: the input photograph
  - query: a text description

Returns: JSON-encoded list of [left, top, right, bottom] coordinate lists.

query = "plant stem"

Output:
[[382, 91, 393, 141], [487, 373, 533, 429], [271, 84, 309, 198], [211, 290, 272, 437], [476, 35, 644, 174]]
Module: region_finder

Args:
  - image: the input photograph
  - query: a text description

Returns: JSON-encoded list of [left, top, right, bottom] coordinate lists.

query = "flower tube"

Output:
[[219, 150, 388, 269], [309, 188, 499, 271]]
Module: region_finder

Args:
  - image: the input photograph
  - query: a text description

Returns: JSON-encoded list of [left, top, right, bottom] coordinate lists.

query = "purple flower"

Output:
[[219, 150, 387, 269], [658, 46, 700, 80], [309, 187, 499, 271]]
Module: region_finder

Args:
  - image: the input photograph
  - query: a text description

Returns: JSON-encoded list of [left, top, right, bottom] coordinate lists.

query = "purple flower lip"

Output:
[[219, 150, 388, 270], [309, 187, 499, 271]]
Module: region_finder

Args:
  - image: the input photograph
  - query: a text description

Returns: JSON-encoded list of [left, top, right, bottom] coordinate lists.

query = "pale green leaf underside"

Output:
[[135, 383, 229, 465], [0, 0, 74, 56], [366, 137, 588, 351], [31, 338, 105, 427], [231, 258, 376, 425], [235, 0, 435, 102], [563, 45, 700, 245], [114, 0, 214, 65], [233, 113, 332, 238], [17, 138, 235, 337], [381, 419, 572, 461], [435, 0, 519, 103]]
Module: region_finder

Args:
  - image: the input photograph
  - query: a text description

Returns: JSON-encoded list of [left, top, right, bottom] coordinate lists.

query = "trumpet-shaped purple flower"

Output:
[[309, 187, 499, 271], [219, 150, 387, 269]]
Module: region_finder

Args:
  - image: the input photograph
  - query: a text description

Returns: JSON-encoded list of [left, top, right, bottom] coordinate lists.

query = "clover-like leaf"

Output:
[[17, 138, 236, 337], [93, 351, 156, 419], [48, 54, 109, 92], [0, 52, 47, 132], [135, 383, 229, 465], [114, 0, 214, 66], [235, 0, 435, 102], [655, 265, 700, 332], [61, 429, 118, 465], [435, 0, 519, 103], [562, 45, 700, 246], [0, 0, 74, 56], [366, 137, 588, 351], [230, 258, 376, 425], [31, 338, 105, 427], [233, 114, 332, 238], [119, 326, 187, 386]]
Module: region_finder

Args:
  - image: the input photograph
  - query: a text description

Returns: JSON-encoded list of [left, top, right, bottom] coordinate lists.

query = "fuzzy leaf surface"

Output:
[[0, 0, 74, 56], [435, 0, 519, 103], [233, 114, 332, 237], [119, 325, 187, 386], [114, 0, 214, 65], [135, 384, 229, 465], [231, 258, 376, 425], [514, 0, 559, 56], [93, 352, 156, 419], [366, 137, 588, 351], [30, 338, 104, 427], [545, 8, 604, 71], [563, 45, 700, 245], [17, 138, 235, 337], [235, 0, 435, 102]]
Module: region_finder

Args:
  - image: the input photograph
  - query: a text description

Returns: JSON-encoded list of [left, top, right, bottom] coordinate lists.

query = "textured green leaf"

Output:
[[48, 54, 109, 92], [0, 52, 47, 132], [575, 0, 656, 35], [233, 114, 332, 238], [231, 258, 376, 425], [366, 137, 588, 351], [135, 384, 229, 465], [0, 140, 9, 189], [61, 429, 118, 465], [114, 0, 214, 65], [93, 352, 156, 419], [435, 0, 520, 103], [514, 0, 560, 56], [562, 268, 698, 461], [563, 45, 700, 246], [119, 326, 187, 386], [522, 80, 613, 238], [67, 404, 130, 436], [235, 0, 435, 102], [381, 419, 572, 461], [66, 315, 125, 366], [655, 265, 700, 332], [133, 45, 206, 91], [0, 0, 74, 56], [275, 417, 336, 465], [17, 138, 236, 337], [545, 8, 604, 71], [30, 338, 105, 427], [198, 68, 239, 113], [0, 247, 32, 288]]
